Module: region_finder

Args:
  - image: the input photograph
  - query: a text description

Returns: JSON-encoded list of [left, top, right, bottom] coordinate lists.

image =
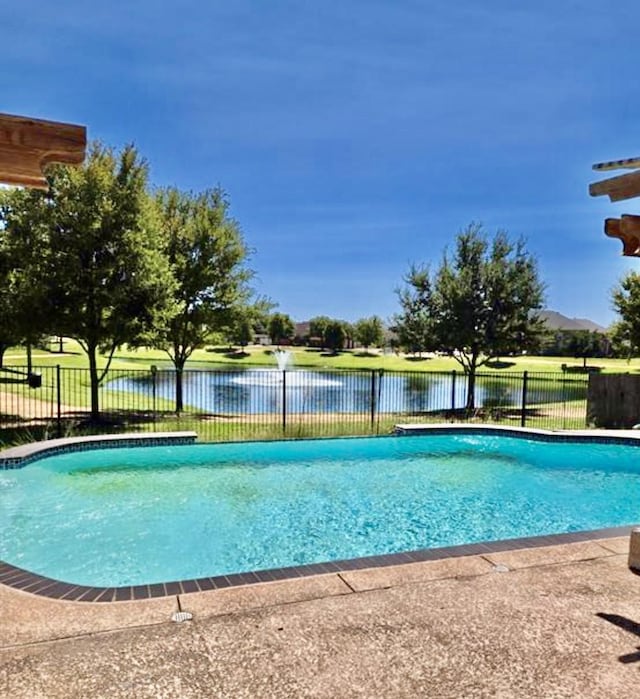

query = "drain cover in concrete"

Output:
[[492, 564, 510, 573], [171, 611, 193, 623]]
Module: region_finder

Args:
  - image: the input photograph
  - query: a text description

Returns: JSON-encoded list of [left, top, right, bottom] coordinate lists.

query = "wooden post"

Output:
[[629, 528, 640, 575]]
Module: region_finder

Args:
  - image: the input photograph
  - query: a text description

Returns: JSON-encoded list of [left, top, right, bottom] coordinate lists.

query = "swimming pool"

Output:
[[1, 429, 639, 591]]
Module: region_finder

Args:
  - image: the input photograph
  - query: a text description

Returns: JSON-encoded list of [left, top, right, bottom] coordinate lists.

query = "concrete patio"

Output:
[[2, 537, 640, 698]]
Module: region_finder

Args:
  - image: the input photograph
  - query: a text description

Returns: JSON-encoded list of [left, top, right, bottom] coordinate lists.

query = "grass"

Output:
[[4, 339, 640, 374], [1, 403, 588, 448]]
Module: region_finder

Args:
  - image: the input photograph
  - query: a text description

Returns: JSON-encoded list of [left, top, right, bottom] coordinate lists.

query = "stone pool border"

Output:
[[1, 425, 639, 602], [0, 431, 198, 469], [393, 422, 640, 445]]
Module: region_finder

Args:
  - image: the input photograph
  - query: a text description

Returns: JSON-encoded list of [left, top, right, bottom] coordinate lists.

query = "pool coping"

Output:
[[393, 423, 640, 443], [0, 525, 636, 602], [2, 424, 640, 602], [0, 431, 198, 469]]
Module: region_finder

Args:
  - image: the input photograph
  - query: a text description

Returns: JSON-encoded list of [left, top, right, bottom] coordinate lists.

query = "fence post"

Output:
[[521, 371, 529, 427], [150, 365, 157, 427], [282, 370, 287, 434], [56, 364, 62, 438], [370, 370, 376, 429], [451, 370, 457, 419]]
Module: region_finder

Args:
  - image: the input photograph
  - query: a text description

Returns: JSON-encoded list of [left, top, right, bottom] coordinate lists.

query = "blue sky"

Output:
[[5, 1, 640, 327]]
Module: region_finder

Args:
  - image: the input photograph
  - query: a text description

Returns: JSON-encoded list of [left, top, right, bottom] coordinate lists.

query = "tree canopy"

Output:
[[150, 186, 253, 411], [309, 316, 332, 347], [0, 185, 53, 368], [611, 271, 640, 358], [0, 143, 173, 419], [396, 223, 545, 409], [324, 320, 347, 352], [393, 265, 435, 356], [354, 316, 384, 350], [268, 313, 295, 346], [0, 226, 27, 367]]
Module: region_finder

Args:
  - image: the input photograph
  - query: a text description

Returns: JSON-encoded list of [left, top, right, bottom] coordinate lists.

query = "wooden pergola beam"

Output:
[[589, 170, 640, 203], [0, 112, 86, 189], [593, 156, 640, 172], [604, 215, 640, 257]]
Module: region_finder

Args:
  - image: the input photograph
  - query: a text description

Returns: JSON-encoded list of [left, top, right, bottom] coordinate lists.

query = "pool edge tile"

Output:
[[1, 526, 635, 602]]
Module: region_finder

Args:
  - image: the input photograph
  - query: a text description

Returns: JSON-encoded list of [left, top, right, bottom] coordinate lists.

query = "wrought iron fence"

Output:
[[0, 365, 590, 446]]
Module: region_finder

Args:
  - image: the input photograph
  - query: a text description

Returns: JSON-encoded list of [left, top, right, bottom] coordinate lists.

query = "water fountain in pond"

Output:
[[230, 349, 342, 387], [274, 349, 293, 372]]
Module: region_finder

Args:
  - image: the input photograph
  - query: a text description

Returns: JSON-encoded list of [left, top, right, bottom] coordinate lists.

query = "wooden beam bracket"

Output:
[[604, 215, 640, 257], [0, 112, 86, 189]]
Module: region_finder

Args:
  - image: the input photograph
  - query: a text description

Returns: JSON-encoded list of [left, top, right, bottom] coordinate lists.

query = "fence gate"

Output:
[[587, 374, 640, 428]]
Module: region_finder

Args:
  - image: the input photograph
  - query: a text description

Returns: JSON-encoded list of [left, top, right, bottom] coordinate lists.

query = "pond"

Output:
[[107, 367, 586, 415]]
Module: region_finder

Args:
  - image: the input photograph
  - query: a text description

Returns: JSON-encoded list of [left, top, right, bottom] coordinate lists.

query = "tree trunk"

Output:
[[87, 343, 100, 421], [26, 343, 32, 375], [465, 368, 477, 413], [175, 364, 184, 413]]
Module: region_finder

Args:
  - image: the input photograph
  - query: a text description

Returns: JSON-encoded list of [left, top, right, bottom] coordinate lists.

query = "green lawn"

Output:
[[4, 340, 640, 375]]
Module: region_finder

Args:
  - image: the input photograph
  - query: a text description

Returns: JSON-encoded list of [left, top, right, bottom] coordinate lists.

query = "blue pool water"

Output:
[[1, 433, 640, 587]]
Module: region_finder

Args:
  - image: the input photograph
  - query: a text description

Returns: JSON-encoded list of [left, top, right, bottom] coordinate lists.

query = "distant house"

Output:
[[254, 333, 271, 346], [294, 321, 310, 337], [293, 321, 311, 345]]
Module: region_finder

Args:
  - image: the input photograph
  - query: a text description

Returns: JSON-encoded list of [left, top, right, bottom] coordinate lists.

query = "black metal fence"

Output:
[[0, 365, 590, 446]]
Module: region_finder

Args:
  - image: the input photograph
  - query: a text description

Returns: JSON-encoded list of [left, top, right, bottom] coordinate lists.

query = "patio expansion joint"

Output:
[[597, 541, 629, 555], [481, 545, 621, 572], [336, 573, 357, 593], [479, 554, 511, 572], [0, 616, 179, 653], [175, 573, 355, 623]]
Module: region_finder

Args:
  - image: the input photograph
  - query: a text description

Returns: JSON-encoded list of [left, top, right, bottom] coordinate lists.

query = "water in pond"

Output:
[[108, 368, 586, 414]]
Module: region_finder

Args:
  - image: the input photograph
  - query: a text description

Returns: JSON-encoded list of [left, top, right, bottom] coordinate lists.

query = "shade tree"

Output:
[[308, 316, 332, 347], [324, 320, 347, 352], [611, 271, 640, 360], [0, 187, 52, 371], [0, 143, 173, 420], [150, 187, 253, 412], [396, 223, 545, 410], [268, 312, 295, 346], [354, 316, 384, 350]]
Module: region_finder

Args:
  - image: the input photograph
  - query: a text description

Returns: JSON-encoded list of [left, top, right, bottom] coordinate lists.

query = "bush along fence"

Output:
[[0, 365, 590, 445]]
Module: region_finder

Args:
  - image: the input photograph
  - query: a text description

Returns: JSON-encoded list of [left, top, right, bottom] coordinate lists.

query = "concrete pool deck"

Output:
[[3, 536, 640, 697]]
